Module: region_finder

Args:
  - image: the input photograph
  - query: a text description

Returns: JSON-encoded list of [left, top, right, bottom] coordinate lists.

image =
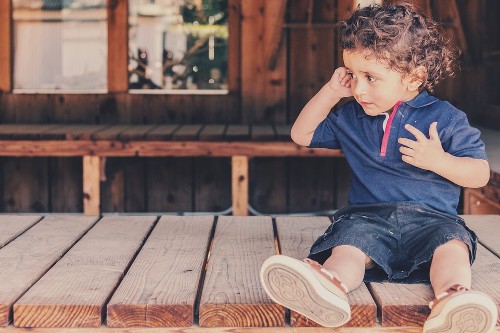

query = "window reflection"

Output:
[[13, 0, 107, 92], [128, 0, 228, 92]]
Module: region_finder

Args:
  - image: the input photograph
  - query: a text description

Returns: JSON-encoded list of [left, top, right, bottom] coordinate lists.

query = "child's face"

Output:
[[343, 49, 419, 116]]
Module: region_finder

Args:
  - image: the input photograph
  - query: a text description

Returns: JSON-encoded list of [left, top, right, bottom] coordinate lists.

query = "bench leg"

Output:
[[232, 155, 249, 216], [83, 156, 100, 216]]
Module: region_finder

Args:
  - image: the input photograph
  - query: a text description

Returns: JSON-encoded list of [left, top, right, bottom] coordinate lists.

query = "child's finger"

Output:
[[404, 124, 426, 142], [428, 122, 440, 141], [398, 137, 417, 149], [399, 146, 414, 157]]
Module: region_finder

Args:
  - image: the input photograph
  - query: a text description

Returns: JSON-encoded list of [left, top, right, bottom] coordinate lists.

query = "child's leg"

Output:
[[424, 239, 498, 333], [322, 244, 372, 292], [429, 239, 471, 294]]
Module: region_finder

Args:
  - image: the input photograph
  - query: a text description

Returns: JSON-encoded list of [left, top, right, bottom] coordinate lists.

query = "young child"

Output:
[[260, 3, 498, 332]]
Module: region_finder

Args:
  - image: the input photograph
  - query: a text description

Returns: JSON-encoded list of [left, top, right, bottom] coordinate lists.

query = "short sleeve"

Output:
[[442, 113, 488, 160], [308, 111, 341, 149]]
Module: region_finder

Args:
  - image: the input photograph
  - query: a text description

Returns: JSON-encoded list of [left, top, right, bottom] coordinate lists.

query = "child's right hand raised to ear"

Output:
[[326, 67, 353, 99]]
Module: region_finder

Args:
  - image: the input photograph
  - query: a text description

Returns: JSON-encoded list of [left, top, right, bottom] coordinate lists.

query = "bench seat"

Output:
[[0, 124, 343, 216], [0, 214, 498, 332]]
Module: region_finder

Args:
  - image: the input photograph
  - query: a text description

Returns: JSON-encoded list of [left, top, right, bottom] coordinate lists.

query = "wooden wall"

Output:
[[0, 0, 498, 214]]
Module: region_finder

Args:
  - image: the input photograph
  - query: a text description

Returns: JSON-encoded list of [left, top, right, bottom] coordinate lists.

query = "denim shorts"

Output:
[[307, 203, 477, 283]]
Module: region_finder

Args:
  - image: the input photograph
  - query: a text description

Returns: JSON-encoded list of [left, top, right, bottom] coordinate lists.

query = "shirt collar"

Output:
[[355, 90, 439, 118]]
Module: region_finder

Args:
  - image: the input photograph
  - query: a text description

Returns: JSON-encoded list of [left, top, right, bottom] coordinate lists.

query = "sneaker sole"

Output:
[[423, 292, 498, 333], [260, 255, 350, 327]]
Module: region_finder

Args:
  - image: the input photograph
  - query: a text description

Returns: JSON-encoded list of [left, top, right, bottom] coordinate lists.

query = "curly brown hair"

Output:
[[338, 2, 459, 92]]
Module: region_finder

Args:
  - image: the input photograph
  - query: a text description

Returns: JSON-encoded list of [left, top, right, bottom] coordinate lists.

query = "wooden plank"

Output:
[[0, 325, 440, 332], [107, 0, 128, 92], [0, 216, 98, 326], [370, 244, 500, 327], [118, 125, 157, 141], [276, 217, 377, 327], [171, 125, 203, 141], [91, 125, 133, 140], [44, 125, 111, 141], [0, 0, 11, 92], [0, 215, 41, 249], [251, 159, 288, 213], [0, 140, 343, 157], [194, 157, 231, 212], [225, 125, 250, 141], [2, 157, 49, 212], [232, 156, 248, 216], [198, 125, 226, 141], [241, 0, 287, 124], [13, 216, 156, 328], [463, 215, 500, 257], [145, 124, 180, 141], [275, 124, 292, 141], [50, 157, 83, 212], [107, 216, 214, 327], [0, 124, 61, 140], [199, 216, 284, 327], [83, 156, 101, 216], [251, 125, 276, 141]]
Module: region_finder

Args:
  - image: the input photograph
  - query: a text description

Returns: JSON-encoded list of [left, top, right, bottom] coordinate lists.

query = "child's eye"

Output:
[[367, 75, 376, 82]]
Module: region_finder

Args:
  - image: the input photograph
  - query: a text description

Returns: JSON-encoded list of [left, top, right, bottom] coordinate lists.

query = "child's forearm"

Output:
[[291, 85, 342, 146], [432, 155, 490, 188]]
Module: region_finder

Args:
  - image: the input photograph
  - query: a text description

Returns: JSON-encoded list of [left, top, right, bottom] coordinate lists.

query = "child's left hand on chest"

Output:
[[398, 122, 446, 171]]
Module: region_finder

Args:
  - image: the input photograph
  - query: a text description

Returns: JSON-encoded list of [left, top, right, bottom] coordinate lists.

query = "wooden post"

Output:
[[0, 0, 12, 91], [83, 156, 100, 216], [232, 155, 248, 216], [108, 0, 128, 92]]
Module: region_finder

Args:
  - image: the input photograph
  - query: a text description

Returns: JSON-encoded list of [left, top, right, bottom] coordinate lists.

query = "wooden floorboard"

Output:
[[0, 216, 97, 326], [275, 216, 377, 327], [0, 215, 41, 248], [107, 216, 214, 327], [13, 216, 156, 328], [199, 216, 284, 327]]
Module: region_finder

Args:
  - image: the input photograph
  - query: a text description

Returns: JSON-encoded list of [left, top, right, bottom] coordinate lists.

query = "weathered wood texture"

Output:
[[0, 215, 40, 248], [276, 216, 377, 327], [199, 216, 284, 327], [0, 1, 498, 214], [0, 216, 98, 326], [107, 216, 214, 327], [13, 216, 156, 328]]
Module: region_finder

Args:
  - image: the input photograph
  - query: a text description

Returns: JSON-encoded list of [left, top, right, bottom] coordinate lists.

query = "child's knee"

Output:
[[331, 244, 374, 268]]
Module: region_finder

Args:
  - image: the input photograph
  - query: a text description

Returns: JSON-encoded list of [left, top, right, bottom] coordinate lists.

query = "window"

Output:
[[128, 0, 228, 93], [13, 0, 107, 92]]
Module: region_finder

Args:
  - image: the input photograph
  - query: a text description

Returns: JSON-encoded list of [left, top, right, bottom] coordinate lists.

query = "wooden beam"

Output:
[[231, 155, 248, 216], [83, 156, 100, 216], [0, 140, 344, 157], [266, 0, 288, 70], [0, 0, 12, 91], [227, 0, 241, 92], [108, 0, 128, 92]]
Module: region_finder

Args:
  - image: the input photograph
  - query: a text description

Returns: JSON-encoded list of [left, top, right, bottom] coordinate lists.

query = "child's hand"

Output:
[[326, 67, 353, 99], [398, 122, 446, 171]]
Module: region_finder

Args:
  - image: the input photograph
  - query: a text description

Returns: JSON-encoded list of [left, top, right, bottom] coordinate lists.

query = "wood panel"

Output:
[[250, 158, 288, 214], [276, 216, 377, 327], [194, 157, 231, 212], [108, 0, 128, 92], [241, 0, 287, 124], [2, 158, 49, 212], [107, 216, 214, 327], [199, 216, 284, 327], [0, 215, 41, 249], [13, 216, 156, 328], [51, 157, 82, 212], [0, 0, 11, 92], [0, 216, 97, 326]]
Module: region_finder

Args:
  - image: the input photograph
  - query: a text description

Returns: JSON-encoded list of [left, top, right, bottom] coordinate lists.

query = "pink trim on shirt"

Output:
[[380, 101, 402, 157]]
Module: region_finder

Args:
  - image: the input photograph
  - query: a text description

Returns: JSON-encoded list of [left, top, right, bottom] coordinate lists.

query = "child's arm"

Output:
[[291, 67, 353, 147], [399, 122, 490, 188]]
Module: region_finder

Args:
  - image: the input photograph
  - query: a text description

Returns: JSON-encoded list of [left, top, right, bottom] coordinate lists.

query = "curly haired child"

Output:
[[260, 3, 498, 332]]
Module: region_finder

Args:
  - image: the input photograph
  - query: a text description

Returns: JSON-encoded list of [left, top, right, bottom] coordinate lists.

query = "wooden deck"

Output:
[[0, 214, 499, 332]]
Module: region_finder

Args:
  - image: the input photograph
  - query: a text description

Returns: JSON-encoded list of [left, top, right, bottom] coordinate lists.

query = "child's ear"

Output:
[[408, 66, 427, 91]]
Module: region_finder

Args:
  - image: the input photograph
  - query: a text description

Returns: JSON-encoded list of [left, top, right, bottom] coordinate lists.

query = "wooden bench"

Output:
[[0, 124, 343, 216], [0, 214, 498, 332]]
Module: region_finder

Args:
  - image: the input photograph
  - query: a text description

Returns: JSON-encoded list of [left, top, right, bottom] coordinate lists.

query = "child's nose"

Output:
[[353, 80, 367, 96]]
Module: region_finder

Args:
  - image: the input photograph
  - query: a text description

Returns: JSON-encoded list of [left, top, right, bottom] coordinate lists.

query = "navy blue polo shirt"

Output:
[[309, 90, 488, 215]]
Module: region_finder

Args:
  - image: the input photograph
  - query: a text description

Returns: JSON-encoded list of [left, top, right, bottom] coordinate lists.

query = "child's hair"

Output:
[[338, 2, 459, 92]]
